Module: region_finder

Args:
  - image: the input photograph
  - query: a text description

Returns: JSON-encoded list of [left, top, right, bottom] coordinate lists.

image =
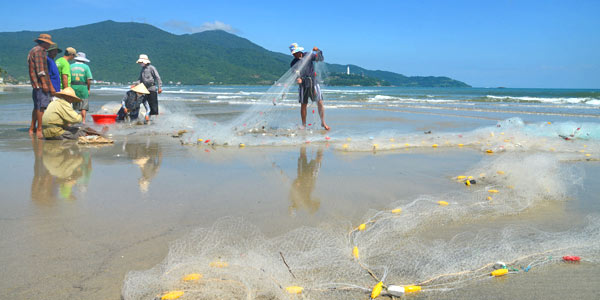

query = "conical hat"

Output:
[[54, 87, 82, 103], [131, 83, 150, 94]]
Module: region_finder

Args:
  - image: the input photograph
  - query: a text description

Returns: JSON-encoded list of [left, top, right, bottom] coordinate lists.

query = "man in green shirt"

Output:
[[55, 47, 76, 89], [71, 52, 93, 123]]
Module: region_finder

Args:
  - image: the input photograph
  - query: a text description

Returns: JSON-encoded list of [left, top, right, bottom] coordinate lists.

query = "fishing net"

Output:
[[122, 153, 600, 299]]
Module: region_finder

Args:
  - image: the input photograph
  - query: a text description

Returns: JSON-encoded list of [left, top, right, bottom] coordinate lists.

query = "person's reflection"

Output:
[[31, 139, 56, 204], [31, 139, 87, 203], [124, 139, 163, 193], [289, 146, 323, 215]]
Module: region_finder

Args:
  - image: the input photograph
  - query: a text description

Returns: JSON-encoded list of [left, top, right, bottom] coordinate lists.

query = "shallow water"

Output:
[[0, 85, 599, 299]]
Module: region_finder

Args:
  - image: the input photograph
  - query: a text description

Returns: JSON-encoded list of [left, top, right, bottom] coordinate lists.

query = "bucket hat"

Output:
[[289, 43, 304, 54], [54, 87, 82, 103], [47, 44, 62, 53], [136, 54, 151, 64], [74, 52, 90, 62]]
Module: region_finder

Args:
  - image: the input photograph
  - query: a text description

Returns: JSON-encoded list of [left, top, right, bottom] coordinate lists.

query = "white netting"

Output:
[[122, 153, 600, 299]]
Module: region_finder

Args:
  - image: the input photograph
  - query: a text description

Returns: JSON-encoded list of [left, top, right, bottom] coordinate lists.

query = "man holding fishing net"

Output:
[[290, 43, 330, 130]]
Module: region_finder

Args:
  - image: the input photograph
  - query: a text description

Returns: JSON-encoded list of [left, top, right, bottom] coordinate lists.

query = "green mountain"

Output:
[[0, 21, 470, 87]]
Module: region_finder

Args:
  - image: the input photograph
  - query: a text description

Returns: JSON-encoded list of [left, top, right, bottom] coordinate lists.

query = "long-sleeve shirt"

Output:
[[42, 98, 82, 138], [122, 90, 150, 112], [138, 64, 162, 92], [290, 50, 324, 81], [27, 45, 52, 91]]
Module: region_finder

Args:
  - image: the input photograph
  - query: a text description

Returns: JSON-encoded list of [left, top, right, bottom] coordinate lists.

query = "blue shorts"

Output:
[[32, 88, 51, 111]]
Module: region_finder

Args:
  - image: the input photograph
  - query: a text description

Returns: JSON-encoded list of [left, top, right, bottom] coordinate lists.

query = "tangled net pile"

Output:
[[122, 153, 600, 299]]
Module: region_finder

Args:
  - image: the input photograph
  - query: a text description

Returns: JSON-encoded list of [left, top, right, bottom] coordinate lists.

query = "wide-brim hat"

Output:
[[35, 33, 53, 44], [74, 52, 90, 62], [47, 43, 62, 53], [136, 54, 151, 64], [55, 87, 82, 103], [131, 83, 150, 94], [289, 43, 304, 54]]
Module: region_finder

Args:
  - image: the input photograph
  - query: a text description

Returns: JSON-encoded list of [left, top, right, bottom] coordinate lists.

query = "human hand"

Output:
[[158, 88, 162, 94], [123, 108, 128, 113], [88, 89, 91, 95], [296, 78, 302, 84]]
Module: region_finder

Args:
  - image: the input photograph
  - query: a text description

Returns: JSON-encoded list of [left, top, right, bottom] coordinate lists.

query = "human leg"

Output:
[[313, 83, 329, 130], [147, 91, 158, 116], [317, 100, 329, 130], [301, 103, 308, 128]]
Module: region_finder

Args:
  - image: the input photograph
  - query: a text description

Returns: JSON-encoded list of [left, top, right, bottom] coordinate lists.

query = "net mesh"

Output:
[[122, 153, 600, 299]]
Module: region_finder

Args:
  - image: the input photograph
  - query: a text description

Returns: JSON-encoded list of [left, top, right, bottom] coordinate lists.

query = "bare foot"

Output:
[[29, 128, 35, 136], [299, 125, 306, 130], [321, 123, 330, 130], [36, 131, 44, 139]]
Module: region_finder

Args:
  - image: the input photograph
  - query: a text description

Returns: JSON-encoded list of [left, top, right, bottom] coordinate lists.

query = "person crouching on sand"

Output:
[[289, 43, 330, 130], [117, 83, 151, 122], [41, 87, 101, 140]]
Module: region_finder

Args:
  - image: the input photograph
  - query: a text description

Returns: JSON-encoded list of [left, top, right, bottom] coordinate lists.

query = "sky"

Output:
[[1, 0, 599, 88]]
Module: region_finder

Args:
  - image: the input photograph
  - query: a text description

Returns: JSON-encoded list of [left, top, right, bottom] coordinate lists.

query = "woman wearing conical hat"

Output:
[[41, 87, 101, 140]]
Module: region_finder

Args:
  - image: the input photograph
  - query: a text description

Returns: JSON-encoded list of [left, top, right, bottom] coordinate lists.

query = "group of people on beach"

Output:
[[27, 33, 163, 140], [27, 33, 328, 140]]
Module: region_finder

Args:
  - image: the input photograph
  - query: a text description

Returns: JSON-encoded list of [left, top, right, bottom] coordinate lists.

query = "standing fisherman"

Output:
[[289, 43, 330, 130], [70, 52, 93, 123], [28, 34, 56, 139], [135, 54, 162, 120]]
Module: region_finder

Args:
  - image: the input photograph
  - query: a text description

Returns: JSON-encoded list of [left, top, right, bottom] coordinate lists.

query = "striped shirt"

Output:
[[27, 45, 52, 91]]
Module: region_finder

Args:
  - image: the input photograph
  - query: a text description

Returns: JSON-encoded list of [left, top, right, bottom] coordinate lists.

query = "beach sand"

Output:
[[1, 86, 599, 299], [0, 134, 598, 299]]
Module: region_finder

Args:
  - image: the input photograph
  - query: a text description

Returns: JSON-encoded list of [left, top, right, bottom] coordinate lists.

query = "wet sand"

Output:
[[0, 133, 598, 299]]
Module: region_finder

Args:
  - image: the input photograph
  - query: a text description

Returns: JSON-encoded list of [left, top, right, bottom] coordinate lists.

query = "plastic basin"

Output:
[[91, 114, 117, 125]]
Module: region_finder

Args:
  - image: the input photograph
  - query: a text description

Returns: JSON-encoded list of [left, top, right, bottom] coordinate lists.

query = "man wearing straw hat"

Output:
[[28, 33, 56, 139], [117, 83, 151, 122], [70, 52, 93, 123], [42, 87, 101, 140], [135, 54, 162, 119]]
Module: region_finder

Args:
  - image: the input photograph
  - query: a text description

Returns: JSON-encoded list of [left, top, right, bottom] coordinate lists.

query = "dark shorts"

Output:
[[32, 88, 51, 111], [298, 82, 323, 104], [72, 98, 89, 111], [147, 91, 158, 115]]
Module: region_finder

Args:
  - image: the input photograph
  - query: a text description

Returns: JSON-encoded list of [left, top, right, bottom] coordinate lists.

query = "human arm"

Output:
[[86, 66, 93, 94], [59, 101, 83, 124], [311, 47, 324, 62], [152, 66, 162, 93], [61, 74, 69, 89], [121, 93, 128, 113], [143, 98, 150, 120]]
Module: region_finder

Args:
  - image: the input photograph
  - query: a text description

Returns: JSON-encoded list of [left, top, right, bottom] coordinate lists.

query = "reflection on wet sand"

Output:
[[289, 146, 324, 215], [30, 138, 91, 203], [123, 139, 163, 193]]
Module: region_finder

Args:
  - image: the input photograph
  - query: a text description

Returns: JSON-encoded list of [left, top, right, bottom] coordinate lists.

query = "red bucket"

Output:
[[91, 114, 117, 125]]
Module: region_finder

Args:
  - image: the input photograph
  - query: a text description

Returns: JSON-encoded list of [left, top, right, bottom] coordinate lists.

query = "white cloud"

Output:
[[164, 20, 238, 34]]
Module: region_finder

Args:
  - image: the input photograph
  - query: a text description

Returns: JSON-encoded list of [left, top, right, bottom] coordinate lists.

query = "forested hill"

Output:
[[0, 21, 470, 87]]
